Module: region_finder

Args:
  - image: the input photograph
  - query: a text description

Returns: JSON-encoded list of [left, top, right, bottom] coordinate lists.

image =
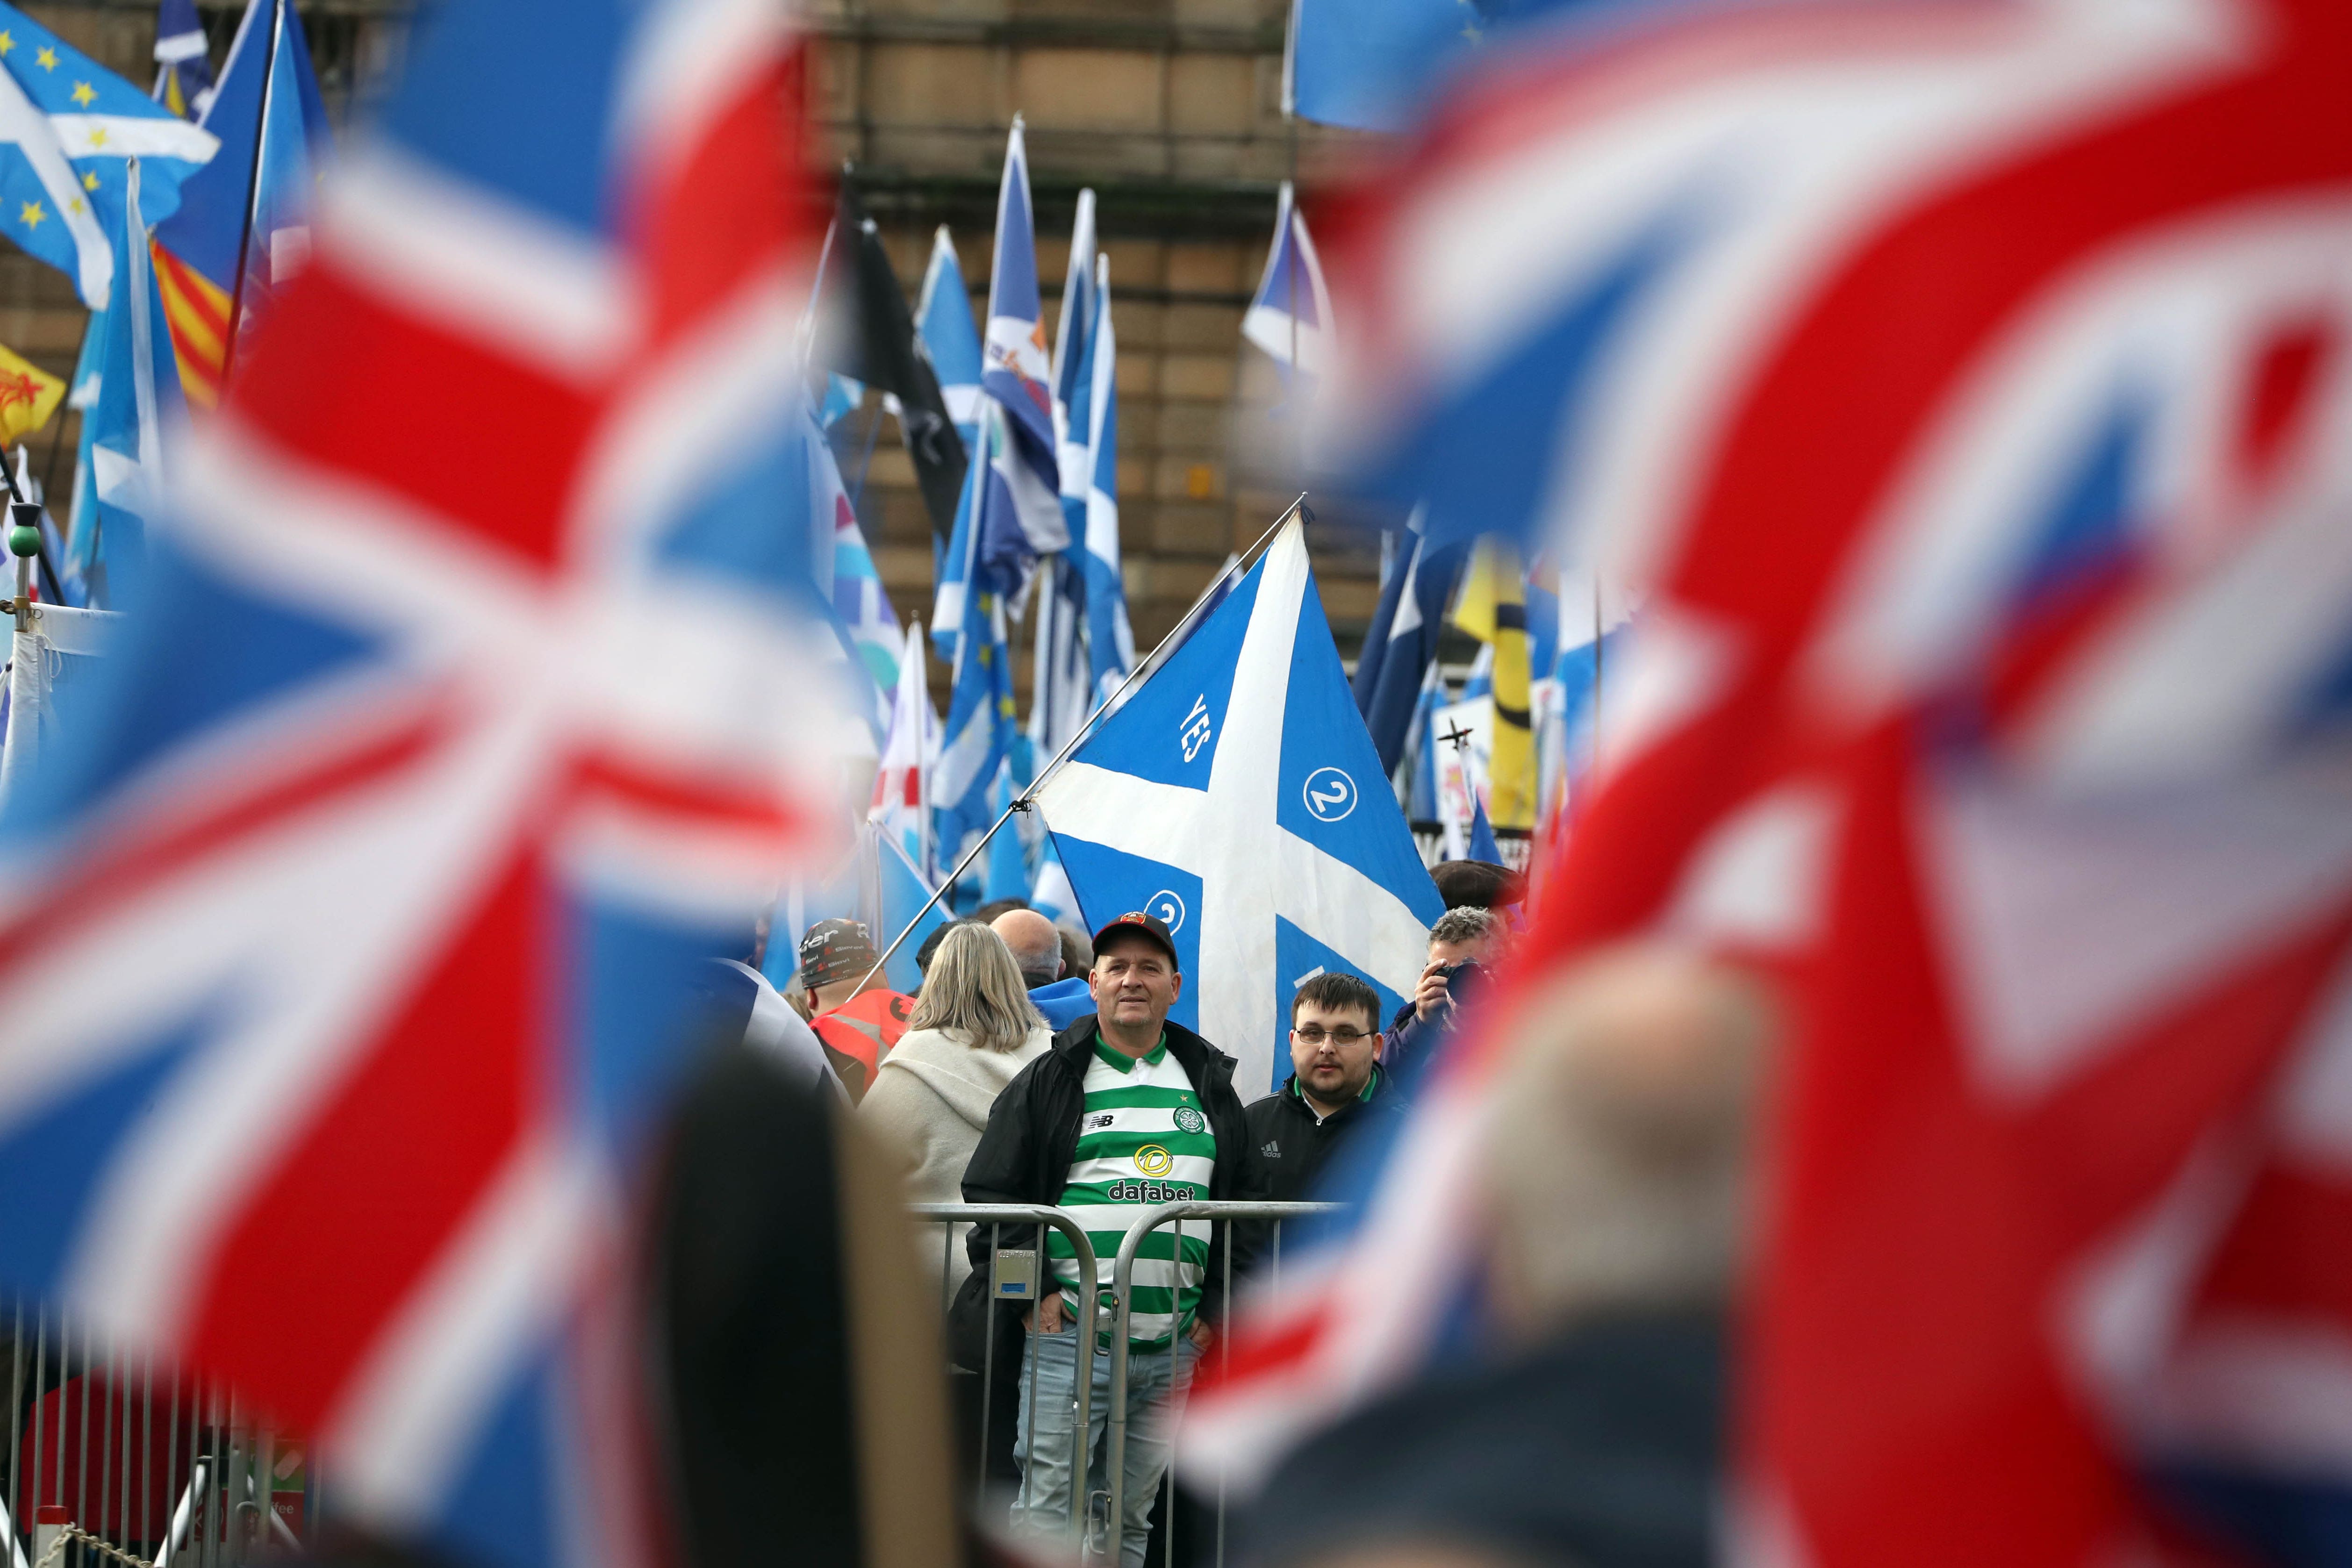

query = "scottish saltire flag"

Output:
[[1194, 4, 2352, 1564], [1241, 181, 1333, 379], [869, 623, 935, 881], [825, 418, 901, 692], [1284, 0, 1480, 131], [1051, 187, 1097, 539], [0, 2, 216, 309], [0, 7, 845, 1568], [1029, 839, 1077, 928], [920, 226, 984, 646], [934, 444, 1017, 867], [983, 760, 1031, 905], [1401, 659, 1442, 819], [1351, 509, 1463, 775], [975, 119, 1064, 596], [918, 224, 982, 453], [152, 0, 331, 408], [1035, 522, 1440, 1094], [66, 159, 186, 605], [1080, 253, 1133, 706], [1027, 551, 1090, 753], [150, 0, 214, 120]]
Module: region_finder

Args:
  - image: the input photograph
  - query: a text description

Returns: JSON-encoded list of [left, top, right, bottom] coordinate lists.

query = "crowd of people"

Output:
[[715, 860, 1547, 1567], [701, 851, 1758, 1568]]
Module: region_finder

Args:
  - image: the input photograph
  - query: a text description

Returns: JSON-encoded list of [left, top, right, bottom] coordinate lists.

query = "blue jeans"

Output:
[[1010, 1316, 1198, 1568]]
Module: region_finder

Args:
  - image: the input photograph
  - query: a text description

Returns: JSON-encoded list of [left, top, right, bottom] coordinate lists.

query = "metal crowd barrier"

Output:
[[2, 1303, 306, 1568], [906, 1203, 1102, 1541], [911, 1199, 1341, 1566]]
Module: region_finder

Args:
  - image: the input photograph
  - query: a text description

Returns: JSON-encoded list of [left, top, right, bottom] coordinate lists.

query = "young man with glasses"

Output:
[[1247, 972, 1404, 1202]]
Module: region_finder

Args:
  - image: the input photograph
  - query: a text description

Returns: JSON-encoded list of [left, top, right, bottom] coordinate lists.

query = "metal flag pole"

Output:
[[219, 0, 288, 392], [847, 492, 1312, 992]]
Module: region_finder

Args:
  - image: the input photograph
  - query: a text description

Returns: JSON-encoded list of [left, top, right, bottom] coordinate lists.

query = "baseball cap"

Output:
[[798, 917, 879, 989], [1089, 910, 1180, 970]]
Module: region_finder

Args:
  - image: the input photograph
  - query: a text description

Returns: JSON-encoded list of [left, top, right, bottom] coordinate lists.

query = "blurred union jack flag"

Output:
[[1192, 1, 2352, 1562], [0, 1, 841, 1565]]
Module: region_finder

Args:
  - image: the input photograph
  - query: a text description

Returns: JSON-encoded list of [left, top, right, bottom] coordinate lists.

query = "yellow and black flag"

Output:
[[1451, 537, 1536, 831]]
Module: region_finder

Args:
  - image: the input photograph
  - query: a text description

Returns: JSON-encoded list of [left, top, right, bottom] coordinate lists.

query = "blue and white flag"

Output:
[[150, 0, 214, 119], [1352, 508, 1463, 775], [919, 225, 985, 649], [1081, 252, 1133, 706], [977, 119, 1065, 595], [934, 441, 1016, 865], [1035, 522, 1441, 1094], [1241, 180, 1334, 379], [67, 158, 185, 604], [0, 2, 216, 309], [1052, 186, 1098, 544], [826, 436, 900, 691], [1028, 550, 1090, 754], [1403, 659, 1444, 819], [918, 224, 982, 452]]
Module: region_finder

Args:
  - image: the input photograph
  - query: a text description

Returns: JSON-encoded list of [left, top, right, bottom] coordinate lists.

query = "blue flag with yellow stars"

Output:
[[0, 2, 215, 308]]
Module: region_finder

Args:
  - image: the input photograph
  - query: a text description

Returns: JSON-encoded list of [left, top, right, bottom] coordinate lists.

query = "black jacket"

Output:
[[1244, 1069, 1404, 1203], [960, 1013, 1264, 1328]]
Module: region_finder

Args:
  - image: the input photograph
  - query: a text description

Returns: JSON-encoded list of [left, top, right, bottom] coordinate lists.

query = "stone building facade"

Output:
[[2, 0, 1389, 697]]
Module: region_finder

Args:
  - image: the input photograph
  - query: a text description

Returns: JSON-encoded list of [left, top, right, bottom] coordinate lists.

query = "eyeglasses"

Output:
[[1291, 1025, 1372, 1045]]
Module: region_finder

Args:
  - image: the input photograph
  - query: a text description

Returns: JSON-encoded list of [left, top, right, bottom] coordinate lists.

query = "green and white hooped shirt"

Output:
[[1047, 1032, 1218, 1350]]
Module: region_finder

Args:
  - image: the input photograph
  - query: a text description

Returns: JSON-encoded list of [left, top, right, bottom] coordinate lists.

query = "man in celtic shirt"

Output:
[[961, 910, 1262, 1565]]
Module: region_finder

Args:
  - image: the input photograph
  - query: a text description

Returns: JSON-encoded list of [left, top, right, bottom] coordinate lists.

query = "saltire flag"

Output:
[[918, 225, 982, 452], [1029, 837, 1078, 929], [66, 157, 186, 606], [983, 758, 1031, 906], [1052, 186, 1097, 541], [821, 408, 901, 693], [1034, 521, 1440, 1095], [1284, 0, 1487, 132], [150, 0, 215, 121], [1027, 186, 1100, 753], [816, 184, 964, 540], [920, 226, 984, 651], [0, 1, 216, 309], [1079, 252, 1133, 708], [1448, 537, 1532, 828], [0, 8, 848, 1568], [151, 0, 330, 409], [868, 623, 935, 881], [1193, 6, 2352, 1568], [1241, 179, 1333, 379], [933, 437, 1018, 872], [1350, 506, 1464, 776], [975, 118, 1065, 597], [1027, 550, 1090, 754], [1400, 659, 1443, 820]]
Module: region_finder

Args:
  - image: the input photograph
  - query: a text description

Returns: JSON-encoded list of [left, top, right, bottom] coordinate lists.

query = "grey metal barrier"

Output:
[[2, 1302, 309, 1568], [906, 1203, 1101, 1542], [1104, 1202, 1343, 1568]]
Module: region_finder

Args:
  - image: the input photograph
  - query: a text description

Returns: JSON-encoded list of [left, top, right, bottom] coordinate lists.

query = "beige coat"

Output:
[[861, 1022, 1051, 1297]]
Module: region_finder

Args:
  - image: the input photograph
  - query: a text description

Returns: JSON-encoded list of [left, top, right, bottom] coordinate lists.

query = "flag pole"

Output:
[[848, 491, 1312, 993], [219, 0, 287, 392]]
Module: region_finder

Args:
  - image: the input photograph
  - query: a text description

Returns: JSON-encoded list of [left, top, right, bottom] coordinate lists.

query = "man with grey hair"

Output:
[[1381, 905, 1502, 1080], [1241, 945, 1771, 1568]]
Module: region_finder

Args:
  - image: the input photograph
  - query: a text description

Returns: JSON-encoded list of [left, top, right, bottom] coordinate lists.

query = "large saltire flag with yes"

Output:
[[1035, 523, 1440, 1095]]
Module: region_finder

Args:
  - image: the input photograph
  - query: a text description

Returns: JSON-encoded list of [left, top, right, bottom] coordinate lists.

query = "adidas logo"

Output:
[[1260, 1141, 1281, 1158]]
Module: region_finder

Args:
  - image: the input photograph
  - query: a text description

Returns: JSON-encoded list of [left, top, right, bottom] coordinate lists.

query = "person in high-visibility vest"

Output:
[[796, 917, 914, 1101]]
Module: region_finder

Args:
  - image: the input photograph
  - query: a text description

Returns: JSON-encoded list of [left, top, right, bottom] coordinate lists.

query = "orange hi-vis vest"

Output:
[[811, 988, 914, 1097]]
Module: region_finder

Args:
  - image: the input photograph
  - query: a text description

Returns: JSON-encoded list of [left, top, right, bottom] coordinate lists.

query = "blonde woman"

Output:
[[862, 922, 1051, 1296]]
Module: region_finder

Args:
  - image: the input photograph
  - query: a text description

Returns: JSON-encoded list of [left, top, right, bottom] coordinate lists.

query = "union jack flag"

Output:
[[1190, 1, 2352, 1561], [0, 1, 842, 1565]]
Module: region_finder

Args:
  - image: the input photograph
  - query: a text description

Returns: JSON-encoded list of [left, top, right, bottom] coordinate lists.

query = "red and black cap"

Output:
[[1090, 910, 1180, 970]]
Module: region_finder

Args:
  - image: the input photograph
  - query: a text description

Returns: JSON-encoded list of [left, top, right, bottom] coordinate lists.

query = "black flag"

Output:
[[820, 185, 966, 541]]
